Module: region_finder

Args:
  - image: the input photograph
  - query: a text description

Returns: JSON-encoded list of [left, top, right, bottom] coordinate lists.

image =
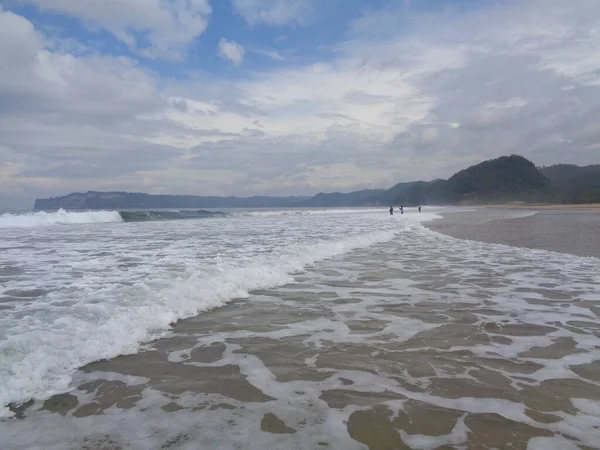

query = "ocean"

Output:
[[1, 206, 599, 449]]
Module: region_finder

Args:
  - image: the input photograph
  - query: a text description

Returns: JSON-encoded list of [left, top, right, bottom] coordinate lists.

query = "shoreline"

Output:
[[4, 212, 600, 449], [425, 206, 600, 259], [474, 202, 600, 210]]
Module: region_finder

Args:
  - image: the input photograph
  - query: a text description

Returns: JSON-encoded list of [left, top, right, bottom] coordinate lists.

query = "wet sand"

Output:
[[490, 203, 600, 210], [428, 208, 600, 258], [3, 213, 600, 449]]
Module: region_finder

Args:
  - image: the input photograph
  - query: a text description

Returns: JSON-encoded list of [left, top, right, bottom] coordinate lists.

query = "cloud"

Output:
[[3, 1, 600, 209], [218, 39, 245, 65], [341, 0, 600, 166], [176, 0, 600, 179], [232, 0, 313, 26], [19, 0, 211, 60], [0, 9, 184, 205], [251, 48, 284, 60]]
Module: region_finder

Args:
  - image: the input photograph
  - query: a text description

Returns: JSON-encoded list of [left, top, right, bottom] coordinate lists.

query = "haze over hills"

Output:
[[34, 155, 600, 210]]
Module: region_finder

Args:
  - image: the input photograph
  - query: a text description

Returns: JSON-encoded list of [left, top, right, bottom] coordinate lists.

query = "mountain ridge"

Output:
[[33, 155, 600, 210]]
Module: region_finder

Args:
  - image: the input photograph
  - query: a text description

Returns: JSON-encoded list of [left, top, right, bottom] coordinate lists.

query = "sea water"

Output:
[[1, 207, 599, 449]]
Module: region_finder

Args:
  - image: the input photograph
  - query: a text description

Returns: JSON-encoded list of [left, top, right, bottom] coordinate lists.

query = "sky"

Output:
[[1, 0, 600, 208]]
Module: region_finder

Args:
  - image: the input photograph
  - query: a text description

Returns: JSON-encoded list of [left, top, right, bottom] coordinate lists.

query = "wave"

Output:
[[0, 209, 229, 228], [0, 209, 123, 228], [237, 208, 386, 217], [0, 228, 397, 417], [237, 206, 452, 217], [119, 210, 228, 222], [2, 206, 442, 228]]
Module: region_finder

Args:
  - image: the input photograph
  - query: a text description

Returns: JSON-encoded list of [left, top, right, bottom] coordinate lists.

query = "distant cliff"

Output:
[[34, 192, 309, 210], [34, 155, 600, 210], [301, 189, 388, 207]]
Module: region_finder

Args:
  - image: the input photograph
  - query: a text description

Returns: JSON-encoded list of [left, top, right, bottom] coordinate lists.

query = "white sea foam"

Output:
[[399, 416, 469, 450], [0, 209, 401, 417], [238, 207, 382, 217], [477, 209, 538, 224], [527, 437, 582, 450], [0, 208, 122, 228], [2, 206, 599, 450], [239, 207, 446, 218]]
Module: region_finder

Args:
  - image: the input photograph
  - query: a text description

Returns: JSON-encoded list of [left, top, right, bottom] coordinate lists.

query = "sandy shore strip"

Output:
[[424, 206, 600, 258], [479, 202, 600, 210]]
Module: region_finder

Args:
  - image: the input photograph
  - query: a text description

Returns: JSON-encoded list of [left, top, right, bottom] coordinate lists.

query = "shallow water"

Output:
[[2, 207, 600, 449]]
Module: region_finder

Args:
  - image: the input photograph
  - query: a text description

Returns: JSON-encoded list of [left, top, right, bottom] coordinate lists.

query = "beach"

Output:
[[1, 207, 600, 449], [427, 207, 600, 258], [491, 203, 600, 210]]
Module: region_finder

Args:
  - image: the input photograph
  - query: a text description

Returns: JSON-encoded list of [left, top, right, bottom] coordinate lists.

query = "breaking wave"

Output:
[[118, 210, 228, 222], [0, 227, 398, 416], [0, 209, 123, 228], [0, 209, 229, 228]]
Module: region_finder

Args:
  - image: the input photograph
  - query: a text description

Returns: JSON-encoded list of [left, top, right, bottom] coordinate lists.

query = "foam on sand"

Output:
[[0, 224, 398, 417], [1, 209, 600, 449]]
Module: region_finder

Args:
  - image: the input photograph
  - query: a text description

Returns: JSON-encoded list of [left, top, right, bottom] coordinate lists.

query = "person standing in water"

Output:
[[400, 205, 404, 214], [418, 205, 421, 212], [389, 206, 394, 215]]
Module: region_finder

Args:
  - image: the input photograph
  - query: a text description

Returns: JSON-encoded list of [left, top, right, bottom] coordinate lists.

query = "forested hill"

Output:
[[539, 164, 600, 204], [34, 155, 600, 210], [389, 156, 600, 205], [391, 155, 552, 205]]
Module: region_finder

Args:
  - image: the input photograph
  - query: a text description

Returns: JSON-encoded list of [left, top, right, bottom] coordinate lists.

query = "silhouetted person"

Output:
[[389, 206, 394, 215], [400, 205, 404, 214], [418, 205, 421, 212]]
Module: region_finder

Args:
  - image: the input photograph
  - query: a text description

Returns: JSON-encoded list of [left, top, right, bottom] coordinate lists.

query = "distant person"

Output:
[[389, 206, 394, 215], [400, 205, 404, 214], [418, 205, 421, 212]]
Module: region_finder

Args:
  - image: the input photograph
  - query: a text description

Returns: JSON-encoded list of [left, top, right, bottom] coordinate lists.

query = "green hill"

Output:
[[540, 164, 600, 203], [390, 155, 551, 205], [448, 154, 550, 203]]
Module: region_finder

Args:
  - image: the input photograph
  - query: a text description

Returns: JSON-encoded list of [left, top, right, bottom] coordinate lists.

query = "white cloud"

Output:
[[20, 0, 211, 60], [3, 1, 600, 208], [251, 48, 284, 60], [0, 9, 179, 205], [218, 39, 245, 65], [232, 0, 312, 26], [166, 0, 600, 178]]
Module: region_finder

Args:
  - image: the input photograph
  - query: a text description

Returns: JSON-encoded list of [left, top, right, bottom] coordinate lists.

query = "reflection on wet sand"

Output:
[[5, 220, 600, 450]]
